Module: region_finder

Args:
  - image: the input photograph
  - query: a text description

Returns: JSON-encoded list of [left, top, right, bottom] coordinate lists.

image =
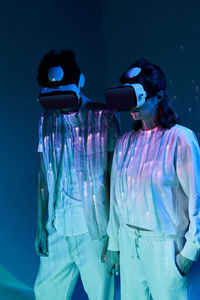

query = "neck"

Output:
[[141, 115, 158, 131]]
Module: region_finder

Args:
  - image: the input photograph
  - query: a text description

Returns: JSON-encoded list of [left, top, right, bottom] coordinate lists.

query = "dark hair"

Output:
[[37, 49, 81, 87], [120, 58, 179, 130], [120, 58, 167, 99], [132, 91, 180, 131]]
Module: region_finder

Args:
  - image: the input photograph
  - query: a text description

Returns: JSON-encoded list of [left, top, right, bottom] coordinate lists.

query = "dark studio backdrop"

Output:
[[0, 0, 200, 299]]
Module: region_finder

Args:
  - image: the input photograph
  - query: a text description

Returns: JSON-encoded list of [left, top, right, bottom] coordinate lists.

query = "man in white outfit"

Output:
[[34, 50, 120, 300]]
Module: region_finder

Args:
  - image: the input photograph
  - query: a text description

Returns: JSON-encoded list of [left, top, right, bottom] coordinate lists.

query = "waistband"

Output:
[[123, 225, 181, 241]]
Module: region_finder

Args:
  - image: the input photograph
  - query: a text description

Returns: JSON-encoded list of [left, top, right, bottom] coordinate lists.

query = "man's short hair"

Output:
[[37, 49, 81, 87]]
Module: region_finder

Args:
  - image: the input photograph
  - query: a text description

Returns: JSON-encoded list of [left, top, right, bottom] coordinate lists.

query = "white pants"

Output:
[[34, 228, 114, 300], [119, 225, 189, 300]]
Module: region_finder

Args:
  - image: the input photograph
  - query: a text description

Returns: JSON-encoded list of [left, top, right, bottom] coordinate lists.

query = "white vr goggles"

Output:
[[105, 82, 147, 112], [105, 67, 149, 111]]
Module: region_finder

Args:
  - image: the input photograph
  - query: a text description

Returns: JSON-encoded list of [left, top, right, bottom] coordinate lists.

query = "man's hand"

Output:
[[102, 250, 120, 275], [35, 225, 49, 256], [176, 253, 193, 276]]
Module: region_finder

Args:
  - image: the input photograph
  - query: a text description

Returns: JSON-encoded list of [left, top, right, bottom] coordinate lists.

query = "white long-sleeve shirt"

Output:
[[107, 124, 200, 260]]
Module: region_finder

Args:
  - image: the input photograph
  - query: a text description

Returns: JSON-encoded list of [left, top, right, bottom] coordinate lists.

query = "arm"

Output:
[[175, 130, 200, 272], [108, 151, 114, 177], [107, 147, 120, 251], [102, 148, 120, 274], [102, 112, 121, 274], [35, 153, 49, 256]]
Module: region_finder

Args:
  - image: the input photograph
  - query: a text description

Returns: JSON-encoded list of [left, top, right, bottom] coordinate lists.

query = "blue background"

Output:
[[0, 0, 200, 299]]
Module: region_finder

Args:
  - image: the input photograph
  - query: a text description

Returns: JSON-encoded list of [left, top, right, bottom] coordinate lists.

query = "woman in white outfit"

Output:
[[105, 59, 200, 300]]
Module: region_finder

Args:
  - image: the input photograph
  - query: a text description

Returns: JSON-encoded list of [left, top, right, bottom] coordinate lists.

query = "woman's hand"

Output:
[[176, 253, 193, 275], [102, 250, 120, 275], [35, 225, 49, 256]]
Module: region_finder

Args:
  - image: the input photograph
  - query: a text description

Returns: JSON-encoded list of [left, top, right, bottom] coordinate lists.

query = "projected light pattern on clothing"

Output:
[[107, 124, 200, 260], [38, 95, 120, 239]]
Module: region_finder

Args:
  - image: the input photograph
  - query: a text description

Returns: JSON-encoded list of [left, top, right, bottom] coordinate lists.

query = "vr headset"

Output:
[[105, 65, 166, 111], [38, 66, 85, 110], [105, 83, 147, 112]]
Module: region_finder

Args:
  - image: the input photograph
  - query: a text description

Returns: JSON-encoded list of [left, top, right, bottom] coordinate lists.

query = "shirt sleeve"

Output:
[[107, 111, 121, 152], [175, 129, 200, 261], [107, 144, 120, 251], [37, 115, 43, 153]]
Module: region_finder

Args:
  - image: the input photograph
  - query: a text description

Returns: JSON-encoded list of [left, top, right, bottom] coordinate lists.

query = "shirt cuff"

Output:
[[180, 240, 200, 261], [107, 235, 120, 251]]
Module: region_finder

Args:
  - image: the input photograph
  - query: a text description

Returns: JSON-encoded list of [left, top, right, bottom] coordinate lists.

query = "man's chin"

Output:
[[131, 111, 141, 120]]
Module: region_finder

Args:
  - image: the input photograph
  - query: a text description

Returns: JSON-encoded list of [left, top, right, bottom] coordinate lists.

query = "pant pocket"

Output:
[[170, 239, 187, 279]]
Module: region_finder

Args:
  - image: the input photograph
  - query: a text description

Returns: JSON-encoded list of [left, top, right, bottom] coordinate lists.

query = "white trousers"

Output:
[[34, 228, 114, 300], [119, 225, 189, 300]]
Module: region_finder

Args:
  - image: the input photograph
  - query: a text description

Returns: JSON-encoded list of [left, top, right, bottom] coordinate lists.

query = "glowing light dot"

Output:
[[196, 85, 199, 92], [75, 127, 79, 134], [188, 107, 192, 112], [173, 96, 177, 99], [180, 45, 184, 51]]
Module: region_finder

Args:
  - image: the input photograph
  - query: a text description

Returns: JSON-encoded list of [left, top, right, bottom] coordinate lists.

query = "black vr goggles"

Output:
[[38, 66, 85, 110], [105, 83, 147, 112], [39, 86, 80, 110]]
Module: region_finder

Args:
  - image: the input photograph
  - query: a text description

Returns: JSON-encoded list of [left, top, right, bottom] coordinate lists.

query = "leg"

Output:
[[34, 228, 79, 300], [119, 226, 151, 300], [68, 233, 114, 300], [144, 237, 189, 300]]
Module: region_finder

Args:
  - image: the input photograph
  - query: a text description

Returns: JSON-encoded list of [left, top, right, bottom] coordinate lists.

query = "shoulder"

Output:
[[169, 124, 198, 144], [115, 130, 136, 152]]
